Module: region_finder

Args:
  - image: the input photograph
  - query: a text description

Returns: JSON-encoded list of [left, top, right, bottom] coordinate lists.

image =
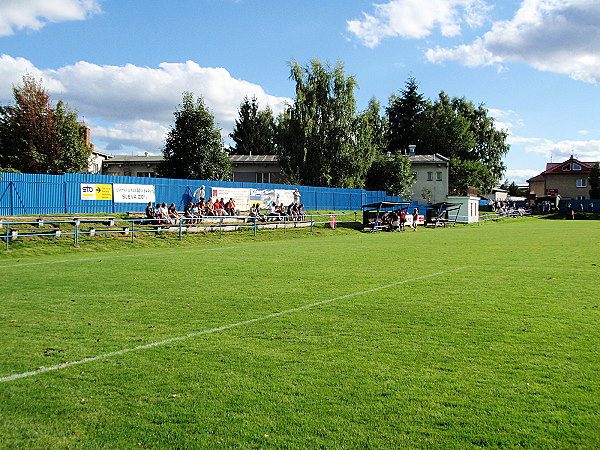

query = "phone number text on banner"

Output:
[[113, 184, 156, 203]]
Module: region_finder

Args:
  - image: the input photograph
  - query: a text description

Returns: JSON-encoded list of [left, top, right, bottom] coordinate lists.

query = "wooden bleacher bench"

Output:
[[88, 226, 130, 236], [3, 227, 61, 240]]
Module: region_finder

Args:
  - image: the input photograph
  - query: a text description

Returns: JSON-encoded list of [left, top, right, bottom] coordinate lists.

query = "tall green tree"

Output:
[[386, 76, 426, 154], [276, 58, 373, 188], [0, 74, 91, 174], [366, 152, 415, 197], [158, 92, 231, 181], [363, 96, 415, 196], [418, 92, 476, 160], [413, 91, 508, 194], [229, 96, 276, 155], [451, 97, 509, 189]]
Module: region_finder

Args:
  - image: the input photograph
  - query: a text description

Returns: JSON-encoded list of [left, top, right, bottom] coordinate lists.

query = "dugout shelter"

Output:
[[362, 201, 412, 232], [424, 202, 461, 227]]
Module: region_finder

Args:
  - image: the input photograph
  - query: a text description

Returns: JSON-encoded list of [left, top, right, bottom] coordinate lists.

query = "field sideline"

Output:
[[1, 218, 598, 448]]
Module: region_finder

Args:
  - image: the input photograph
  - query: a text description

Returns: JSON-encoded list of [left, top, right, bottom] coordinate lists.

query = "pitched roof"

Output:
[[528, 156, 598, 183], [231, 154, 278, 163], [105, 155, 164, 163], [408, 153, 449, 163], [542, 156, 595, 175]]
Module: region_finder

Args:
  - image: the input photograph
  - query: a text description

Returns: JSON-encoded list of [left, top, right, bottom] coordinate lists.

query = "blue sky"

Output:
[[1, 0, 599, 185]]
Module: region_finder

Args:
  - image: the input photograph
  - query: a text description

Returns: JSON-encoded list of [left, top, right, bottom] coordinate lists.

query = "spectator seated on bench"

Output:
[[168, 203, 180, 225], [213, 198, 226, 216], [205, 198, 215, 216], [276, 203, 286, 217], [249, 203, 266, 222], [145, 202, 156, 224], [298, 204, 306, 220], [155, 202, 169, 225], [225, 198, 239, 216], [266, 202, 280, 221], [287, 202, 301, 221]]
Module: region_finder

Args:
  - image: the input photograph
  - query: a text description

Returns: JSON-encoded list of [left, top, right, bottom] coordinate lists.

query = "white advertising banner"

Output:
[[113, 184, 156, 203], [275, 189, 295, 206], [210, 187, 251, 211], [249, 188, 296, 209]]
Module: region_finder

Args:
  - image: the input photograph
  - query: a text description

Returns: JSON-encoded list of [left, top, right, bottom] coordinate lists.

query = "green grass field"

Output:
[[1, 218, 598, 448]]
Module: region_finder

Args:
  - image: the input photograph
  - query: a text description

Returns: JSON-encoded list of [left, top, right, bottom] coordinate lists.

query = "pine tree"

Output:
[[158, 92, 231, 181], [229, 96, 276, 155], [386, 77, 426, 154]]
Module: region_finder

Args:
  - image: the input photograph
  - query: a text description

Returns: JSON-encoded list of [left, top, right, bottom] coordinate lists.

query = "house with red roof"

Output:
[[527, 156, 598, 200]]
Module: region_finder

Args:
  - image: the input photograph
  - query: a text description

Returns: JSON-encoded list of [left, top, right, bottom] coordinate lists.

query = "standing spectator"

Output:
[[412, 208, 419, 231], [293, 188, 301, 204], [194, 185, 205, 201], [399, 209, 407, 231]]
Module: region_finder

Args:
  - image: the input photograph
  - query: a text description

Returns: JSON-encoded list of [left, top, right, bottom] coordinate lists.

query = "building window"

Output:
[[563, 164, 571, 171], [576, 196, 586, 200], [136, 172, 154, 177], [427, 171, 433, 181], [256, 172, 271, 183], [576, 179, 587, 188], [436, 171, 442, 181], [573, 163, 581, 170]]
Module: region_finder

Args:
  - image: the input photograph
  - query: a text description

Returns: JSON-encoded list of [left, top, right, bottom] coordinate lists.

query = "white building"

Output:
[[408, 154, 450, 204], [447, 195, 480, 223]]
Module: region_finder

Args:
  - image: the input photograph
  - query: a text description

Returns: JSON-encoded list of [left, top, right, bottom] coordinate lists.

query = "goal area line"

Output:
[[1, 266, 468, 383]]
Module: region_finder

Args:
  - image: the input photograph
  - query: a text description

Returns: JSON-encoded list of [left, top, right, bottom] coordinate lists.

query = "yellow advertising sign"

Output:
[[80, 183, 113, 201], [95, 184, 113, 200]]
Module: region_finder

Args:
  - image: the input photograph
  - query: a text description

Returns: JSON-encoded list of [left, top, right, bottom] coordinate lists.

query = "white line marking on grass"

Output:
[[0, 266, 468, 383]]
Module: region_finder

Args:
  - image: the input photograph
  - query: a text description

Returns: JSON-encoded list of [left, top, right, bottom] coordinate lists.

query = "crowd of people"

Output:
[[376, 208, 420, 231], [144, 197, 306, 226], [145, 202, 181, 225], [250, 202, 306, 222], [183, 197, 240, 222]]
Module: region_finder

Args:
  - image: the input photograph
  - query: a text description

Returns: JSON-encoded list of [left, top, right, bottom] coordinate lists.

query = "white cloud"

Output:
[[0, 0, 101, 36], [505, 168, 540, 184], [0, 54, 65, 97], [90, 120, 170, 152], [0, 55, 291, 153], [523, 138, 600, 161], [484, 107, 528, 140], [347, 0, 492, 48], [426, 0, 600, 84]]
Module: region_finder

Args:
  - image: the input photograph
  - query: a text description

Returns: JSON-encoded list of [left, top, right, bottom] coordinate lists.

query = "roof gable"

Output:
[[542, 157, 595, 175]]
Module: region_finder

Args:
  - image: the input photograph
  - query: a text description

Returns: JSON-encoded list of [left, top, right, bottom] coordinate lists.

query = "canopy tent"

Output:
[[361, 201, 412, 232], [424, 202, 462, 227]]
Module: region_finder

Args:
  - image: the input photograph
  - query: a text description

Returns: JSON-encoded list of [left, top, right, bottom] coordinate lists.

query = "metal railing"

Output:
[[478, 209, 531, 222], [1, 213, 359, 250]]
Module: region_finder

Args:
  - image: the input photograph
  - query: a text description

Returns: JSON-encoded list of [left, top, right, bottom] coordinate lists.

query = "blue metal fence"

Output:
[[0, 172, 403, 216]]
